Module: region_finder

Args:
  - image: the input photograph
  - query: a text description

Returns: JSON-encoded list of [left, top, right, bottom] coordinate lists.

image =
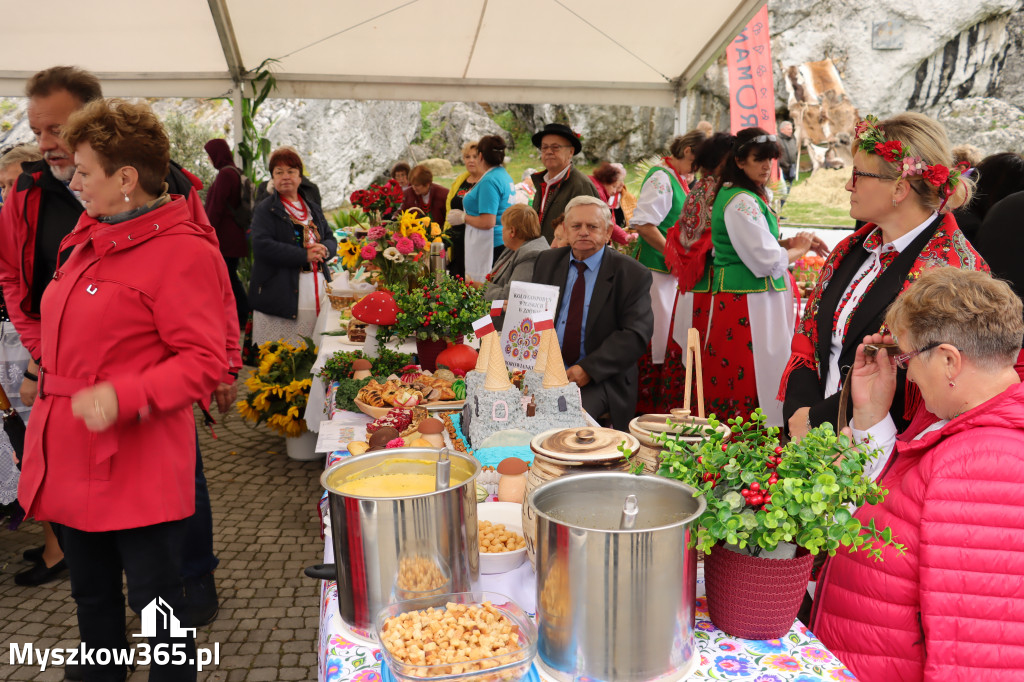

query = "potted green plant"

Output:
[[648, 408, 904, 639], [389, 274, 490, 371]]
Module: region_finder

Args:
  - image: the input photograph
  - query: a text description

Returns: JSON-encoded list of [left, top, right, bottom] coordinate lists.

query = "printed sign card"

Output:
[[501, 281, 560, 371]]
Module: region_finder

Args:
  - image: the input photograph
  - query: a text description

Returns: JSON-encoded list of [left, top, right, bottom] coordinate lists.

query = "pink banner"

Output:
[[726, 5, 777, 136]]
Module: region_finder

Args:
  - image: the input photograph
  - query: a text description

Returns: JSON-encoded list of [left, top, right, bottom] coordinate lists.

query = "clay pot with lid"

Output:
[[629, 408, 717, 474], [522, 427, 640, 566]]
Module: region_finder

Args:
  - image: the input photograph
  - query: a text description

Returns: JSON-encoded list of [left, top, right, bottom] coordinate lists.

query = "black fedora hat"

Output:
[[532, 123, 583, 155]]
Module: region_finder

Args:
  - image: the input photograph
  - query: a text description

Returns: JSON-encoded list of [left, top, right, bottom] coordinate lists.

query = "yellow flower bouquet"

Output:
[[238, 337, 318, 437]]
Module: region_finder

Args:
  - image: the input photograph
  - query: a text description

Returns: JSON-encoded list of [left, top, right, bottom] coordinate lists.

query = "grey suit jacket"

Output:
[[484, 237, 550, 301], [531, 246, 653, 429]]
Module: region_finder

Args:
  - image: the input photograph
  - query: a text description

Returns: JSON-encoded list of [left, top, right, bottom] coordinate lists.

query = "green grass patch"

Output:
[[419, 101, 442, 140]]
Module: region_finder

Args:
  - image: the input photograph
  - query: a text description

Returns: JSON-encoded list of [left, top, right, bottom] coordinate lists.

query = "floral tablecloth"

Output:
[[315, 385, 856, 682], [317, 576, 856, 682]]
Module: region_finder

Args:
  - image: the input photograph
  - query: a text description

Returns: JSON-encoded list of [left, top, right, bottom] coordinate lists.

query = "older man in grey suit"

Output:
[[531, 196, 653, 429]]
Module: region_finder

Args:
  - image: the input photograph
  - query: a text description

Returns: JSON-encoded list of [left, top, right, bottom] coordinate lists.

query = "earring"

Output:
[[892, 198, 899, 207], [123, 192, 129, 203], [949, 380, 956, 387]]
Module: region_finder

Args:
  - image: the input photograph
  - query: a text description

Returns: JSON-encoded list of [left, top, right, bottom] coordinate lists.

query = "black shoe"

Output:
[[182, 572, 219, 627], [14, 559, 68, 586], [22, 545, 45, 563], [64, 663, 84, 681]]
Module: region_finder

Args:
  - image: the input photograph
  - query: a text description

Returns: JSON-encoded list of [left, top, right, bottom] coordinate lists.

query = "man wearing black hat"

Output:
[[530, 123, 599, 242]]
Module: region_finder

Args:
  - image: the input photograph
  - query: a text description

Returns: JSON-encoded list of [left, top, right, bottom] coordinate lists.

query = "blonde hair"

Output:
[[670, 130, 707, 160], [503, 204, 541, 240], [864, 112, 975, 213], [0, 144, 42, 172], [886, 268, 1023, 370], [461, 142, 478, 157], [952, 143, 982, 168]]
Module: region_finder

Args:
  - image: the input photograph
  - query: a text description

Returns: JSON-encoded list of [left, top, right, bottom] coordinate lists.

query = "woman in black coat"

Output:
[[249, 147, 337, 345]]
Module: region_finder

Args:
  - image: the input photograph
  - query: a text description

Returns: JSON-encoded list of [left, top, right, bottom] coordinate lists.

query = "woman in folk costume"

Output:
[[780, 112, 986, 441], [664, 132, 736, 363], [632, 130, 705, 414], [701, 128, 819, 426]]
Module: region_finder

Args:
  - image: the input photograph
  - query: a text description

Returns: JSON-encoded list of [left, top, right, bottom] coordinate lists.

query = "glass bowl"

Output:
[[375, 591, 537, 682]]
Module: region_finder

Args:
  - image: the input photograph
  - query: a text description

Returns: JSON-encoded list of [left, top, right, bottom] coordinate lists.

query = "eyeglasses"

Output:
[[850, 169, 890, 188], [540, 144, 572, 153], [893, 341, 943, 370]]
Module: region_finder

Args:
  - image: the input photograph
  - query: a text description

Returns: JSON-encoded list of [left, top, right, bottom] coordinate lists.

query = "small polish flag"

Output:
[[534, 310, 554, 331], [472, 315, 496, 337], [490, 300, 505, 317]]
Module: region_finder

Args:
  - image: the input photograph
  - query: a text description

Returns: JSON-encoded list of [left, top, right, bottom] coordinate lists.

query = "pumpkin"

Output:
[[436, 343, 478, 376]]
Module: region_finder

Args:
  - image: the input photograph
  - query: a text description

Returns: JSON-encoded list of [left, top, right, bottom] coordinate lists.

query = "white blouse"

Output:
[[823, 213, 937, 395], [630, 168, 674, 227]]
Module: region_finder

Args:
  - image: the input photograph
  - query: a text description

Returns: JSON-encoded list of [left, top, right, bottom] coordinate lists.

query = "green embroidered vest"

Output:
[[710, 186, 787, 294], [634, 166, 687, 273]]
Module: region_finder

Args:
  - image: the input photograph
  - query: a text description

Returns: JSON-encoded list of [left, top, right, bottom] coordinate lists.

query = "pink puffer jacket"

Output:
[[812, 380, 1024, 681]]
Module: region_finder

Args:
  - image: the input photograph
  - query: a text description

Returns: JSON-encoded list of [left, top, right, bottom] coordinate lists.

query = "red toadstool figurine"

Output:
[[351, 291, 399, 357]]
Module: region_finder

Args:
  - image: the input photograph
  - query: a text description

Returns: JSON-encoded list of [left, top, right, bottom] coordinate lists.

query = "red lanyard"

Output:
[[538, 168, 569, 225], [663, 157, 690, 194]]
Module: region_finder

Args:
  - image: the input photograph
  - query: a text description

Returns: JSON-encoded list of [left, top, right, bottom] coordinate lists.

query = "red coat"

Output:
[[812, 381, 1024, 681], [19, 198, 228, 531], [0, 164, 241, 386], [401, 183, 449, 226]]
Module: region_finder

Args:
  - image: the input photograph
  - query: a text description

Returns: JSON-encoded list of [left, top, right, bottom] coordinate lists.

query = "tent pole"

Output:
[[233, 80, 244, 168], [674, 91, 689, 135]]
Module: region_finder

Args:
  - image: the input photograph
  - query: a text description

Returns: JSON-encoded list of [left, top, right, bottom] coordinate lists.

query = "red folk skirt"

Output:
[[635, 292, 712, 415], [701, 292, 759, 422]]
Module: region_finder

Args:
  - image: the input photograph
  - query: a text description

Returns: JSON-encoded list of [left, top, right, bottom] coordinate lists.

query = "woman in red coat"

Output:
[[813, 267, 1024, 681], [20, 99, 227, 681]]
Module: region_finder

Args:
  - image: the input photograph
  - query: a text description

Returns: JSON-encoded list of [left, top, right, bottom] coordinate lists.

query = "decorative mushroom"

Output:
[[351, 358, 373, 380], [351, 291, 400, 358], [497, 457, 529, 504]]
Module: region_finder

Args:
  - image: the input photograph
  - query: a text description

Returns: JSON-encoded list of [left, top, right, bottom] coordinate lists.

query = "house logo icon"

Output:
[[132, 597, 197, 638]]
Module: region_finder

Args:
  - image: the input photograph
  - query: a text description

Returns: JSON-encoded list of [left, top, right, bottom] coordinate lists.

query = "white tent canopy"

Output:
[[0, 0, 760, 107]]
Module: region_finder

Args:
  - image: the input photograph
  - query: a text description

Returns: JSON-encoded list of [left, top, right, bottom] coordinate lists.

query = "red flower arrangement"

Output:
[[350, 179, 404, 219]]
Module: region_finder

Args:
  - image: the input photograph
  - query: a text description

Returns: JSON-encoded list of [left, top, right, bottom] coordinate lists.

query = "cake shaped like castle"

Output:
[[460, 313, 586, 449]]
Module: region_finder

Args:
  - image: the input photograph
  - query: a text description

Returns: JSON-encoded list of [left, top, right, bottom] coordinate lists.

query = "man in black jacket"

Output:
[[531, 195, 653, 429]]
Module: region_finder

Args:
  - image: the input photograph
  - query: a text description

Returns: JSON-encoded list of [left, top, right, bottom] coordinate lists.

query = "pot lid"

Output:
[[533, 427, 638, 462], [634, 408, 712, 434]]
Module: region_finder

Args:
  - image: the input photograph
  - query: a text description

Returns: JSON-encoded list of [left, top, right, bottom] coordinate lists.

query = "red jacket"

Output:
[[19, 198, 228, 531], [812, 381, 1024, 681], [0, 162, 240, 385], [401, 183, 449, 226]]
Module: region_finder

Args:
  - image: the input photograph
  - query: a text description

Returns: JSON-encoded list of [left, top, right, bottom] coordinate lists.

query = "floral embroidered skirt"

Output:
[[635, 292, 712, 415], [701, 292, 759, 422]]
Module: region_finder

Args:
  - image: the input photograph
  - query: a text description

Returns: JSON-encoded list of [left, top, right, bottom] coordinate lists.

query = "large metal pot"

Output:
[[529, 472, 705, 682], [308, 448, 480, 635]]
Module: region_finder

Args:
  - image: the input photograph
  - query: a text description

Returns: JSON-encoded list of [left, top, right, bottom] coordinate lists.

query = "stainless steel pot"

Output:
[[528, 472, 706, 682], [309, 448, 480, 635]]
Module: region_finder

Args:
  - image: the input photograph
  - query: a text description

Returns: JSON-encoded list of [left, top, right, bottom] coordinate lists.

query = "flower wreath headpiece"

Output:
[[854, 114, 970, 209]]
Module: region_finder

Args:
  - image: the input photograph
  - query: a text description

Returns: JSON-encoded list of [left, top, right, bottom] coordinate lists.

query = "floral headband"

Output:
[[854, 115, 969, 209]]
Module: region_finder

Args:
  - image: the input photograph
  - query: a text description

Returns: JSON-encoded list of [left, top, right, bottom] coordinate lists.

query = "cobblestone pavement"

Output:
[[1, 381, 327, 681]]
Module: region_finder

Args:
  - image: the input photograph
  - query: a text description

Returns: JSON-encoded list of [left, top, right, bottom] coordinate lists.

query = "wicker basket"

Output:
[[704, 542, 814, 640], [327, 292, 356, 311]]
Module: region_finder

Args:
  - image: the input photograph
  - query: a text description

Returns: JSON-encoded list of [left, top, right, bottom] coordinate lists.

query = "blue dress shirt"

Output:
[[555, 247, 606, 364]]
